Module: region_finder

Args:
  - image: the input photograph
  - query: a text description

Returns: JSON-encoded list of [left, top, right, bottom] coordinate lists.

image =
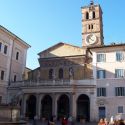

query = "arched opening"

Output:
[[49, 69, 53, 79], [59, 68, 63, 79], [14, 75, 16, 82], [16, 51, 19, 60], [19, 99, 22, 107], [88, 24, 91, 29], [77, 94, 90, 122], [91, 24, 93, 29], [57, 94, 69, 119], [26, 95, 36, 119], [86, 12, 89, 19], [19, 99, 22, 115], [93, 11, 95, 19], [41, 95, 52, 119]]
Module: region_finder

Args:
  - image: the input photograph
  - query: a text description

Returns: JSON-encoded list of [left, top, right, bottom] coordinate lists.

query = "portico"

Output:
[[18, 80, 96, 121]]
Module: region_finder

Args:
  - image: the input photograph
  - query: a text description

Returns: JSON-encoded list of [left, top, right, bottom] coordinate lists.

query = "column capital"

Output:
[[23, 94, 29, 100]]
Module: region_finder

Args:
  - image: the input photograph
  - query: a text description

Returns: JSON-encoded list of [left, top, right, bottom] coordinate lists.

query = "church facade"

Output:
[[8, 1, 125, 122]]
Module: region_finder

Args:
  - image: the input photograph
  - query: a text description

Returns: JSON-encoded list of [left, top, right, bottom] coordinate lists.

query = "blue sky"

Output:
[[0, 0, 125, 69]]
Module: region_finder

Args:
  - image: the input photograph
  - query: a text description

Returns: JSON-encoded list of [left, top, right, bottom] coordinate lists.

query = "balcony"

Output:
[[9, 79, 95, 88]]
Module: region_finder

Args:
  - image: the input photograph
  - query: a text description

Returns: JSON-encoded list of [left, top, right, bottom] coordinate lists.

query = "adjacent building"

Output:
[[0, 25, 30, 104], [8, 1, 125, 122], [90, 44, 125, 120]]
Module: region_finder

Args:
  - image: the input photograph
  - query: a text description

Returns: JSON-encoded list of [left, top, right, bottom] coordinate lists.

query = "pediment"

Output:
[[38, 42, 85, 58]]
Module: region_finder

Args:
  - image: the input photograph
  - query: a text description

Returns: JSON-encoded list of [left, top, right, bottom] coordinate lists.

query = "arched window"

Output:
[[0, 42, 2, 52], [86, 12, 89, 19], [89, 25, 91, 29], [1, 70, 4, 80], [14, 75, 16, 82], [93, 11, 95, 19], [91, 24, 93, 29], [59, 68, 63, 79], [49, 69, 53, 79], [16, 52, 19, 60], [4, 45, 7, 54]]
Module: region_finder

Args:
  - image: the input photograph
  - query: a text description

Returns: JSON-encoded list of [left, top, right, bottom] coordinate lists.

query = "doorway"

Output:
[[57, 94, 69, 119], [77, 94, 90, 121]]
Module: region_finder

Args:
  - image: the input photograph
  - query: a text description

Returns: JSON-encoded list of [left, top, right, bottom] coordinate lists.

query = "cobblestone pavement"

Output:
[[26, 120, 97, 125]]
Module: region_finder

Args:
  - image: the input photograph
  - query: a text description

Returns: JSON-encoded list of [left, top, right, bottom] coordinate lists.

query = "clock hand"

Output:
[[90, 38, 94, 41]]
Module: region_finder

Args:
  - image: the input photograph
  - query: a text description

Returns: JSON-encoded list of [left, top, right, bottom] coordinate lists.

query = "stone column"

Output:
[[52, 93, 58, 117], [36, 94, 40, 119], [21, 94, 28, 118], [40, 94, 44, 119], [69, 93, 72, 116], [89, 91, 96, 121], [36, 94, 43, 119], [70, 93, 77, 119], [37, 94, 44, 119]]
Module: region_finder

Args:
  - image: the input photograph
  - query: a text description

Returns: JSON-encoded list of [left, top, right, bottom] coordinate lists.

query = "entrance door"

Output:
[[26, 95, 36, 119], [99, 107, 106, 119], [57, 94, 69, 119], [41, 95, 52, 119], [77, 94, 90, 121]]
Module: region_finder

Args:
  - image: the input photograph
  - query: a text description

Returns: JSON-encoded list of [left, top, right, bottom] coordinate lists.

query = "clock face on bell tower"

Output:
[[81, 1, 104, 47]]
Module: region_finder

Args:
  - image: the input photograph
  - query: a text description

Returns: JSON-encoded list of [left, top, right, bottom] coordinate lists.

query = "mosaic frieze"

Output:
[[39, 57, 90, 67]]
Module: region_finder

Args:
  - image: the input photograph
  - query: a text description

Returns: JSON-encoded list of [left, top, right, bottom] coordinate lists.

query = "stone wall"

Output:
[[0, 105, 20, 121]]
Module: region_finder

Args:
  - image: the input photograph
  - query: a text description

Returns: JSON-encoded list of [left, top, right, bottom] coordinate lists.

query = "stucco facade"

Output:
[[0, 25, 30, 104], [91, 45, 125, 120]]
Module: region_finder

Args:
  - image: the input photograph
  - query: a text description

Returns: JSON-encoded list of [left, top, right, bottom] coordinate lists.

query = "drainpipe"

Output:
[[7, 38, 15, 104], [8, 39, 15, 85]]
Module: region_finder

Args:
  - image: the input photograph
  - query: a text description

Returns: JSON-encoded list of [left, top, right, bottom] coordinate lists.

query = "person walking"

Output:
[[98, 118, 106, 125], [62, 117, 68, 125], [104, 118, 109, 125]]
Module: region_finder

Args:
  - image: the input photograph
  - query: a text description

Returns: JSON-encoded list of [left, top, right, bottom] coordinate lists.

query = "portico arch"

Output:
[[26, 95, 36, 119], [77, 94, 90, 121], [41, 95, 52, 119], [57, 94, 69, 119]]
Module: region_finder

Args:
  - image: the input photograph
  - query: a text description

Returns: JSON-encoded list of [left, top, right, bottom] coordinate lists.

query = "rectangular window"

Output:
[[97, 54, 106, 62], [118, 106, 123, 113], [0, 96, 2, 104], [115, 87, 125, 96], [4, 45, 7, 54], [97, 70, 105, 79], [14, 75, 16, 82], [116, 51, 124, 61], [115, 69, 124, 78], [0, 42, 2, 52], [16, 52, 19, 60], [97, 88, 106, 97], [1, 70, 4, 80]]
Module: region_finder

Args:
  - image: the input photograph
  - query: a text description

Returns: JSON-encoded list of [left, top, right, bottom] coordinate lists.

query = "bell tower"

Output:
[[81, 1, 104, 47]]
